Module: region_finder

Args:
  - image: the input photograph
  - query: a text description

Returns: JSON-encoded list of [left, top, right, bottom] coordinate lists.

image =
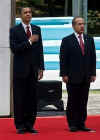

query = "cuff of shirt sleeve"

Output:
[[28, 39, 32, 45]]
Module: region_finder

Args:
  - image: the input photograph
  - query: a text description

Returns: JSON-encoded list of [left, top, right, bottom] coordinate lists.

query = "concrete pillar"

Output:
[[64, 0, 68, 16], [72, 0, 83, 17], [83, 0, 88, 33], [72, 0, 88, 33], [0, 0, 11, 116]]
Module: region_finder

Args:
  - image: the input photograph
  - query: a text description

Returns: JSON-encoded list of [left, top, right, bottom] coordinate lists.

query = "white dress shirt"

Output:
[[22, 22, 32, 45], [74, 32, 84, 44], [22, 22, 32, 35]]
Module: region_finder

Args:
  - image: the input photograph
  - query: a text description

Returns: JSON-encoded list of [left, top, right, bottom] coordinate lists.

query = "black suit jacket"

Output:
[[60, 33, 96, 84], [10, 23, 44, 78]]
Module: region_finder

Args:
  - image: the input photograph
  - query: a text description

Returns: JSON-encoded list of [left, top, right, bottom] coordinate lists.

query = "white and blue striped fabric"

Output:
[[16, 17, 100, 70], [43, 38, 100, 70], [16, 17, 100, 89]]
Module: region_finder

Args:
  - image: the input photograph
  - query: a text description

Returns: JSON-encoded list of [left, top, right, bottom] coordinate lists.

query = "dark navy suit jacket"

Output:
[[10, 23, 44, 78], [60, 33, 96, 84]]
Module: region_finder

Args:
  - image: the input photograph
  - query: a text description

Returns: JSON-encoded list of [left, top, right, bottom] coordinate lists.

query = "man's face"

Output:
[[73, 18, 85, 34], [21, 8, 32, 24]]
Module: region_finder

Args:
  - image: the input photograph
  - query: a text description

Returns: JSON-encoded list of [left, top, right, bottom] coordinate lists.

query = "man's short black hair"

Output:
[[19, 7, 32, 15]]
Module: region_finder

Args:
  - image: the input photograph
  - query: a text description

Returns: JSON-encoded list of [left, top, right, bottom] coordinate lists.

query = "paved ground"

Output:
[[38, 70, 100, 116], [88, 93, 100, 115], [37, 91, 100, 117]]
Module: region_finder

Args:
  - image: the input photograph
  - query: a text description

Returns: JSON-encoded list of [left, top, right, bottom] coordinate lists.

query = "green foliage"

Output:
[[88, 10, 100, 36], [16, 1, 100, 37], [16, 0, 35, 7]]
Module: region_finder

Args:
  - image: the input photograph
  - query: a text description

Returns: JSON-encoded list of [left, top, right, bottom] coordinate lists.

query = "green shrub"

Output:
[[88, 10, 100, 36]]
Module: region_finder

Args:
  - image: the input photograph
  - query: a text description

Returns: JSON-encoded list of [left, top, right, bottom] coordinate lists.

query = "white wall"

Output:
[[0, 0, 11, 116]]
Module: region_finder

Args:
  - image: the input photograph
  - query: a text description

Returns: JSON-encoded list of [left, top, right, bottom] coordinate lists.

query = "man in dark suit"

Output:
[[10, 7, 44, 134], [60, 17, 96, 132]]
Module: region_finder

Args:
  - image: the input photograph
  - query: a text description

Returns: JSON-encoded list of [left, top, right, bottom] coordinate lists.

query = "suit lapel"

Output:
[[31, 25, 36, 34], [83, 34, 88, 54], [72, 33, 88, 55], [71, 33, 81, 50], [19, 23, 28, 40], [31, 24, 39, 35]]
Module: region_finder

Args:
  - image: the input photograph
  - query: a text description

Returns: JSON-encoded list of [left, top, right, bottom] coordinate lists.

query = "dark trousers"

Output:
[[66, 81, 90, 127], [13, 69, 38, 129]]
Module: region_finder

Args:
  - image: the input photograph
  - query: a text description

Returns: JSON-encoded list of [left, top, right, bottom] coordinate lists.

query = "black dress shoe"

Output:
[[26, 128, 38, 134], [69, 126, 79, 132], [16, 129, 25, 134], [79, 126, 96, 132]]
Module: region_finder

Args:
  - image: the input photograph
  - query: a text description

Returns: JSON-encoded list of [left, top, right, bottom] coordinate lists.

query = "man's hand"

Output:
[[29, 34, 39, 43], [38, 70, 44, 80], [90, 76, 96, 82], [62, 76, 69, 83]]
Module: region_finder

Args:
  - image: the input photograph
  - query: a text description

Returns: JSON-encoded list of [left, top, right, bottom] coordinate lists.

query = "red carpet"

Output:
[[0, 115, 100, 140]]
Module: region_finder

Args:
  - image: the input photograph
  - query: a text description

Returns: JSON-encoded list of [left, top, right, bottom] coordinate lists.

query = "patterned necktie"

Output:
[[78, 34, 85, 56], [26, 26, 31, 38]]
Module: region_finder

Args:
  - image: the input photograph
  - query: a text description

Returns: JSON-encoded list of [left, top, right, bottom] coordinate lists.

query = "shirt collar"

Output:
[[74, 32, 83, 38], [21, 21, 31, 30], [74, 32, 84, 42]]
